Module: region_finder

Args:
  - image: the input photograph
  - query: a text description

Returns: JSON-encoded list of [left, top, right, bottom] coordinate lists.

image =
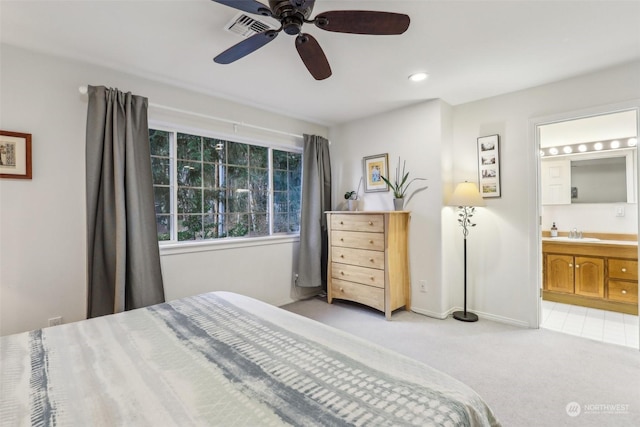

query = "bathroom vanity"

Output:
[[542, 235, 638, 315]]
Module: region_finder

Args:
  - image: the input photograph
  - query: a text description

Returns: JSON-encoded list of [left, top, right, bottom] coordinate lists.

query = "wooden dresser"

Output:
[[326, 211, 411, 319]]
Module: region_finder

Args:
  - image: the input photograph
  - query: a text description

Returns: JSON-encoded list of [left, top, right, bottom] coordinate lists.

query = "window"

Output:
[[149, 128, 302, 243]]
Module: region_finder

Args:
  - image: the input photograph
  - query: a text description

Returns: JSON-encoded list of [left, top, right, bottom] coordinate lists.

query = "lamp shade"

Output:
[[448, 181, 486, 207]]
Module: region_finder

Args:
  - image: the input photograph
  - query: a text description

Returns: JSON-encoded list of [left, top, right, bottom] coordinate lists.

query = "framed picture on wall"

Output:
[[477, 134, 500, 198], [0, 130, 32, 180], [362, 153, 389, 193]]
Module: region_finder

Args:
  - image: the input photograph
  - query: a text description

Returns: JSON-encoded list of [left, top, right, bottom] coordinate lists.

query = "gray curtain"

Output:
[[85, 85, 165, 318], [296, 134, 332, 289]]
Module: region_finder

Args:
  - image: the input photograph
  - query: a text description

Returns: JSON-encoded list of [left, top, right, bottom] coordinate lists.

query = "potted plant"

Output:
[[344, 177, 362, 211], [380, 157, 427, 210]]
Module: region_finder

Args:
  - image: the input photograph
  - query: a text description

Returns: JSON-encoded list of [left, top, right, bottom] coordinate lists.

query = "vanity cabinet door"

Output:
[[545, 254, 574, 293], [574, 256, 605, 298]]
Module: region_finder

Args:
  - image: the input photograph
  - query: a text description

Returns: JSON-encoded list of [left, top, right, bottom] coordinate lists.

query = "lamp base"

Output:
[[453, 311, 478, 322]]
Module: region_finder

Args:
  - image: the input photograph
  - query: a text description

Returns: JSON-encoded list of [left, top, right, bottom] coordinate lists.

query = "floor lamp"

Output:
[[448, 181, 485, 322]]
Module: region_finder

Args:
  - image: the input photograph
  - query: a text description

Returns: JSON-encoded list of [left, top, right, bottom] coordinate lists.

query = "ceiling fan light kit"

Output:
[[212, 0, 410, 80]]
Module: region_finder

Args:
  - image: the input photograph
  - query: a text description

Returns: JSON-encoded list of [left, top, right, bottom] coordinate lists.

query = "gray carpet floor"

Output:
[[282, 297, 640, 427]]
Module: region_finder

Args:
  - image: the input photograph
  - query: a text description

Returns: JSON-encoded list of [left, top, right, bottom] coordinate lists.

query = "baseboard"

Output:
[[412, 305, 532, 328], [410, 306, 449, 320], [457, 307, 531, 328]]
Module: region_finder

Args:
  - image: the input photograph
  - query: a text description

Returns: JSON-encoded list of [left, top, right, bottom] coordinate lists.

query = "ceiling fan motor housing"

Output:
[[269, 0, 313, 35]]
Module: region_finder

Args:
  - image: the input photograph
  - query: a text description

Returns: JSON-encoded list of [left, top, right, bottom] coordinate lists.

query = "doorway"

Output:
[[534, 105, 639, 349]]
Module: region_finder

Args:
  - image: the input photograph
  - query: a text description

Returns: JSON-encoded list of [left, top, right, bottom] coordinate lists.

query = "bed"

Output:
[[0, 292, 500, 426]]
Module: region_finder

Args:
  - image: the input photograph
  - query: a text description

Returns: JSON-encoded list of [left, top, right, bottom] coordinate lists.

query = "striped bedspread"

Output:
[[0, 292, 500, 426]]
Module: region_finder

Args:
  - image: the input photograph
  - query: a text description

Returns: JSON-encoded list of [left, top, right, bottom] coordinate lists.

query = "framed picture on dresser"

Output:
[[362, 153, 389, 193]]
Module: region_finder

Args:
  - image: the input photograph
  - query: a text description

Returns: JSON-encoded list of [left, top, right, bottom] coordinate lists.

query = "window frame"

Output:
[[149, 121, 303, 253]]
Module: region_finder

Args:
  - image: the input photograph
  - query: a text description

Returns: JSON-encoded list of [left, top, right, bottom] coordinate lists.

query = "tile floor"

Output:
[[541, 300, 639, 349]]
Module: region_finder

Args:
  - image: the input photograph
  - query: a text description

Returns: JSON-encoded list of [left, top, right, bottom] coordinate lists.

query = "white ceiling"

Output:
[[2, 0, 640, 125]]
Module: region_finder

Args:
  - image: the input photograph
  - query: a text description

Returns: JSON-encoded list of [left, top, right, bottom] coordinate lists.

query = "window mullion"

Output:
[[268, 148, 274, 236], [171, 130, 178, 242], [200, 136, 205, 240]]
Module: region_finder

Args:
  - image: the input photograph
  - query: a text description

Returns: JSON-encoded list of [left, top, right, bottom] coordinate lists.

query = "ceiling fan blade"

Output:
[[295, 33, 331, 80], [211, 0, 271, 17], [314, 11, 410, 35], [214, 30, 279, 64]]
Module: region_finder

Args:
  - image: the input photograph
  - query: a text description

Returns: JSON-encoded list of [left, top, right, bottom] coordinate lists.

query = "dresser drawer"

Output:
[[331, 247, 385, 269], [330, 214, 384, 232], [332, 263, 384, 288], [331, 278, 384, 311], [608, 259, 638, 281], [332, 230, 385, 251], [608, 280, 638, 304]]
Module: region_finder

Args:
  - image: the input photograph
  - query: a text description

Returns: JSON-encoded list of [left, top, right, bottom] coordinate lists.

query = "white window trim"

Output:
[[159, 234, 300, 256]]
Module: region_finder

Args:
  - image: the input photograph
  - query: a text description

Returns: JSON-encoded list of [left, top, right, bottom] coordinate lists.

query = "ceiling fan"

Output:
[[212, 0, 410, 80]]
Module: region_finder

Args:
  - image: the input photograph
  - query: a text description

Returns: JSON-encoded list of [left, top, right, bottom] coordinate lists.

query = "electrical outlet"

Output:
[[48, 317, 63, 327], [419, 280, 427, 293]]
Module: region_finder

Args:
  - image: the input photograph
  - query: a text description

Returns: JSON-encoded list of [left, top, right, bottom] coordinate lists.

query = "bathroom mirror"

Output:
[[570, 156, 626, 203], [541, 150, 635, 204]]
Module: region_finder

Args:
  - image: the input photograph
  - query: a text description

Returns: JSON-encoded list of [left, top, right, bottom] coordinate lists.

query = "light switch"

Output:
[[615, 206, 625, 217]]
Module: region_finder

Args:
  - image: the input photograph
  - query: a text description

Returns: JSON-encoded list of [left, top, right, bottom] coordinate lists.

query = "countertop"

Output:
[[542, 237, 638, 246]]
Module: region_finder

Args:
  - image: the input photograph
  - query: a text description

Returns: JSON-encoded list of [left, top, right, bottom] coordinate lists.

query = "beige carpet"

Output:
[[282, 297, 640, 427]]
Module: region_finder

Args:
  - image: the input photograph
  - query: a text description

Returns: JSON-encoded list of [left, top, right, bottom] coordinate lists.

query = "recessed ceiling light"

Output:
[[594, 142, 603, 150], [610, 140, 620, 149], [549, 147, 559, 155], [578, 144, 587, 152], [563, 146, 573, 154], [408, 72, 428, 82], [628, 137, 637, 147]]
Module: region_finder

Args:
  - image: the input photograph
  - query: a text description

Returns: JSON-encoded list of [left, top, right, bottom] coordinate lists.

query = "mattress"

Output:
[[0, 291, 500, 426]]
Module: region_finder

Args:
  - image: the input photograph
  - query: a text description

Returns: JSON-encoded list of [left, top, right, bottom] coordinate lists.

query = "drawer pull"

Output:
[[340, 238, 344, 242], [369, 240, 374, 244], [340, 221, 344, 225], [339, 287, 344, 292], [622, 268, 627, 273], [340, 271, 344, 275], [621, 290, 628, 295], [569, 264, 573, 268], [340, 254, 344, 258], [370, 277, 375, 281], [370, 258, 374, 263], [575, 265, 580, 269]]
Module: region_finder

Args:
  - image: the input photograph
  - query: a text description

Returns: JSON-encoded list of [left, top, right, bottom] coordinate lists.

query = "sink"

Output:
[[547, 237, 600, 242]]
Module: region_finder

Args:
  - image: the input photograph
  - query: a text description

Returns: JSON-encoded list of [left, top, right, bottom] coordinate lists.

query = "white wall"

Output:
[[451, 60, 640, 327], [329, 100, 451, 317], [0, 44, 327, 336]]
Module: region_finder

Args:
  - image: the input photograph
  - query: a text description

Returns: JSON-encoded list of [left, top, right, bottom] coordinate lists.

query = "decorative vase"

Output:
[[348, 199, 358, 211], [393, 198, 404, 211]]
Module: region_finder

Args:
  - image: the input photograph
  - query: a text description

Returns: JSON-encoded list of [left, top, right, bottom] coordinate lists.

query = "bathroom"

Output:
[[539, 109, 638, 348]]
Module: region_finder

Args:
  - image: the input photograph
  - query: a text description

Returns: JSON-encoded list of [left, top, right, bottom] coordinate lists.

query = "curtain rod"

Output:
[[78, 86, 304, 140]]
